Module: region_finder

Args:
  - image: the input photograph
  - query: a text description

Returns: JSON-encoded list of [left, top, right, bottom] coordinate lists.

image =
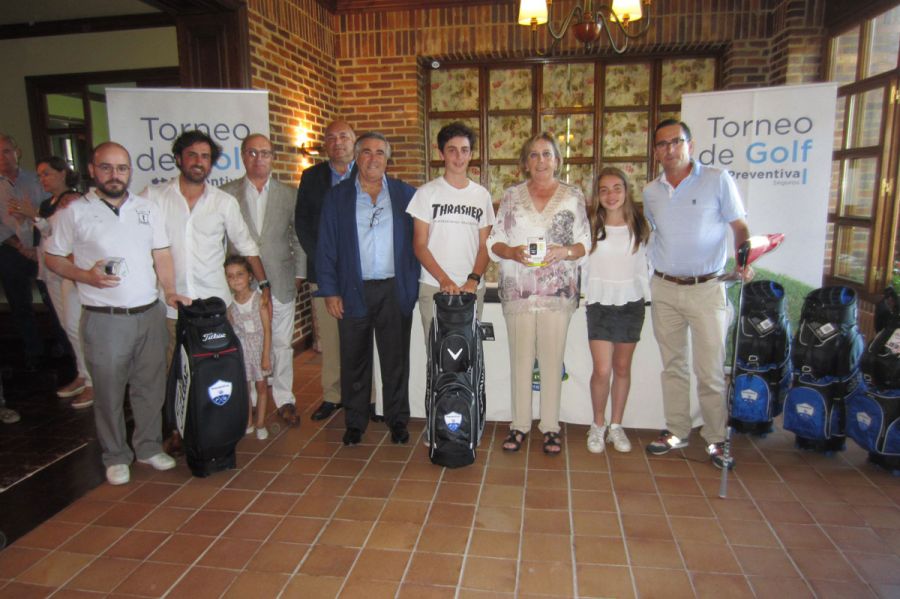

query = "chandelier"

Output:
[[518, 0, 653, 54]]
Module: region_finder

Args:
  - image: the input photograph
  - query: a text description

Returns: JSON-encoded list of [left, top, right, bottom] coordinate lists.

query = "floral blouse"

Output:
[[487, 181, 591, 315]]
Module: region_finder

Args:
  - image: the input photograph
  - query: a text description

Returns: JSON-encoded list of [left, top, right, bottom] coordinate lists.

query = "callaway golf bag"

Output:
[[846, 288, 900, 473], [426, 292, 486, 468], [783, 286, 864, 453], [166, 298, 248, 477], [728, 280, 792, 434]]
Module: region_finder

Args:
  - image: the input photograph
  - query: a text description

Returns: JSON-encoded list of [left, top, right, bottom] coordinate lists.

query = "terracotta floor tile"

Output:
[[348, 477, 395, 499], [289, 493, 341, 518], [428, 502, 476, 528], [53, 500, 114, 525], [319, 519, 373, 547], [0, 581, 57, 598], [621, 513, 673, 540], [573, 535, 627, 565], [571, 510, 622, 537], [362, 461, 406, 480], [616, 492, 665, 516], [179, 509, 236, 536], [576, 563, 635, 598], [305, 475, 354, 497], [520, 532, 572, 562], [468, 529, 519, 559], [569, 471, 612, 491], [679, 540, 742, 573], [570, 490, 616, 512], [222, 513, 281, 540], [757, 499, 815, 524], [718, 518, 780, 547], [654, 475, 704, 496], [16, 551, 92, 587], [16, 521, 84, 550], [197, 537, 262, 569], [0, 547, 47, 579], [806, 578, 879, 599], [731, 545, 800, 577], [281, 574, 343, 598], [416, 524, 471, 554], [164, 483, 219, 509], [244, 454, 291, 472], [788, 547, 861, 581], [860, 505, 900, 529], [60, 525, 127, 555], [825, 525, 895, 554], [112, 560, 186, 596], [397, 582, 458, 599], [842, 552, 900, 584], [246, 540, 309, 573], [772, 522, 835, 549], [93, 502, 154, 528], [134, 506, 194, 533], [149, 532, 215, 564], [626, 538, 684, 568], [522, 509, 570, 534], [473, 506, 522, 532], [322, 457, 367, 477], [710, 498, 764, 521], [691, 572, 755, 598], [460, 556, 517, 592], [200, 488, 257, 512], [483, 467, 526, 486], [283, 457, 328, 476], [339, 578, 399, 598], [349, 548, 410, 581], [246, 492, 300, 515], [390, 480, 438, 502], [525, 469, 568, 488], [168, 566, 237, 599], [741, 480, 796, 502], [299, 544, 359, 577], [632, 566, 693, 598], [334, 497, 386, 521], [222, 570, 288, 598], [268, 515, 325, 544], [748, 576, 815, 598], [611, 472, 656, 493], [662, 494, 715, 517], [63, 556, 139, 593], [122, 482, 180, 505], [405, 551, 464, 586], [807, 502, 867, 527], [436, 482, 480, 505], [102, 529, 169, 560], [363, 520, 419, 551], [518, 560, 573, 596]]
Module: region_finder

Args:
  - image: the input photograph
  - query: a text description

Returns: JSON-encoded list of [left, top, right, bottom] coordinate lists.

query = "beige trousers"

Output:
[[310, 283, 341, 405]]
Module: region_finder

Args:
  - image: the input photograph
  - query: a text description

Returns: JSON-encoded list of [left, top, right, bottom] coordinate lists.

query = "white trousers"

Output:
[[44, 270, 91, 384]]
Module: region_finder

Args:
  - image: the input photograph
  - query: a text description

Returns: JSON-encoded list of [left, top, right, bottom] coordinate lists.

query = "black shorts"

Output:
[[586, 300, 646, 343]]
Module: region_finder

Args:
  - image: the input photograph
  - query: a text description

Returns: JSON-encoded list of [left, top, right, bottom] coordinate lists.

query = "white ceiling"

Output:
[[0, 0, 159, 26]]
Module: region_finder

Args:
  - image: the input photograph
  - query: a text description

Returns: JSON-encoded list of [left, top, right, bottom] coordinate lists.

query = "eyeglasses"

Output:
[[95, 164, 131, 175], [245, 149, 273, 160], [369, 206, 383, 228], [654, 137, 687, 151]]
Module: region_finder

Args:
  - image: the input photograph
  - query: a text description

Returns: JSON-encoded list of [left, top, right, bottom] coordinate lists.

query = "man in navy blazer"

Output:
[[316, 132, 419, 446]]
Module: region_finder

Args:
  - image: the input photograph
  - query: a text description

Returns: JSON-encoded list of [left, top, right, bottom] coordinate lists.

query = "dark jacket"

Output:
[[295, 160, 356, 284], [315, 176, 419, 318]]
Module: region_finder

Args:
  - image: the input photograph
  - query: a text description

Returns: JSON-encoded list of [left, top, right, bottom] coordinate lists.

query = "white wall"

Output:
[[0, 27, 178, 168]]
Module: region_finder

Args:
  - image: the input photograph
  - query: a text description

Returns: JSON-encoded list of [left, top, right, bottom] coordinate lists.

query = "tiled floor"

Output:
[[0, 350, 899, 598]]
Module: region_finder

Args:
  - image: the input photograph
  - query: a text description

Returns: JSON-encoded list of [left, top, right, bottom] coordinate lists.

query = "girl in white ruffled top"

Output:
[[584, 166, 651, 454]]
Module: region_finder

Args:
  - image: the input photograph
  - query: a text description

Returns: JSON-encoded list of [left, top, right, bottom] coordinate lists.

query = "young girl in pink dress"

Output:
[[225, 256, 272, 440]]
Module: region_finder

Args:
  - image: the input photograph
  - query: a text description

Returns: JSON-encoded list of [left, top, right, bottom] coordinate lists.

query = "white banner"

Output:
[[683, 83, 837, 288], [106, 88, 269, 193]]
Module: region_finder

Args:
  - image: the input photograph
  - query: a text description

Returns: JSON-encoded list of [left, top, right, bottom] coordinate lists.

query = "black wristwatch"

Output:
[[259, 279, 271, 290], [467, 273, 481, 283]]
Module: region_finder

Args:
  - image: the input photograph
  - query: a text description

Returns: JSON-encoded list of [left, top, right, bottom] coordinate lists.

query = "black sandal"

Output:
[[543, 432, 562, 455], [502, 429, 527, 452]]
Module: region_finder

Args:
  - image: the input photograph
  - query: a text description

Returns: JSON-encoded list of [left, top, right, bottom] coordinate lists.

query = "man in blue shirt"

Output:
[[643, 119, 752, 469], [316, 132, 419, 446]]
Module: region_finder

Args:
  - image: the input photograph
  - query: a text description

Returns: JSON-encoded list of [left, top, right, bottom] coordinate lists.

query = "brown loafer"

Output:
[[277, 403, 301, 427]]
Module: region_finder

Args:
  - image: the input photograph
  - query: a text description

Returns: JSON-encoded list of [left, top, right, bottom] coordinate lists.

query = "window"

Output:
[[826, 4, 900, 294]]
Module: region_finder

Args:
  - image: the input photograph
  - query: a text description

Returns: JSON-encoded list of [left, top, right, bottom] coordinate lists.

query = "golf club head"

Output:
[[736, 233, 785, 269]]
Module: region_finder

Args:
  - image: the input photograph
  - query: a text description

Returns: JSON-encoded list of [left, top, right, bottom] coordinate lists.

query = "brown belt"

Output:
[[84, 300, 158, 315], [653, 270, 718, 285]]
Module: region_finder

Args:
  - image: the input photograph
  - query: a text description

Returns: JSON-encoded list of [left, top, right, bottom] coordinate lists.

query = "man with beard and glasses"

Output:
[[143, 130, 269, 453], [46, 142, 189, 485]]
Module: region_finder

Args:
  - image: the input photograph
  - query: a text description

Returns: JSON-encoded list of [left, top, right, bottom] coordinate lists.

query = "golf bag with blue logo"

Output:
[[783, 287, 864, 452], [846, 291, 900, 473], [165, 297, 248, 477], [426, 292, 486, 468], [728, 280, 792, 434]]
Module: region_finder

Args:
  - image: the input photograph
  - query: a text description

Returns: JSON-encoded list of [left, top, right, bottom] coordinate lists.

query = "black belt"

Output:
[[653, 270, 718, 285], [84, 300, 158, 315]]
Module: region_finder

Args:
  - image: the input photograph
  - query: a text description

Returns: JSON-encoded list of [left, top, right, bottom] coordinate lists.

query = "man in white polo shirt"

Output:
[[46, 142, 188, 486], [643, 119, 752, 469]]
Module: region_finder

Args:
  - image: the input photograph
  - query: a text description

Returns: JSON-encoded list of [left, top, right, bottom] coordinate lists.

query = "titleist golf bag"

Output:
[[783, 286, 864, 452], [426, 293, 486, 468], [846, 288, 900, 473], [728, 280, 792, 435], [166, 298, 248, 477]]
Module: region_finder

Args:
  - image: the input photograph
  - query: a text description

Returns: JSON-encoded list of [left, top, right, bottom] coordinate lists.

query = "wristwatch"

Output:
[[259, 279, 271, 290], [566, 247, 573, 258], [467, 272, 481, 283]]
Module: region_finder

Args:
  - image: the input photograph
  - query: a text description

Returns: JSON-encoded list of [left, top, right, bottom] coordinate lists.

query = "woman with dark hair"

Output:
[[584, 166, 650, 454], [30, 157, 92, 407], [487, 132, 591, 455]]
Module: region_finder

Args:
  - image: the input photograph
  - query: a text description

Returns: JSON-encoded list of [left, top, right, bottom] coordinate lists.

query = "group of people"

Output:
[[0, 114, 751, 485]]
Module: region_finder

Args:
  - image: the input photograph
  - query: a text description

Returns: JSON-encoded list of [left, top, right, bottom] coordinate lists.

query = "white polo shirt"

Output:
[[143, 178, 259, 317], [46, 190, 168, 309]]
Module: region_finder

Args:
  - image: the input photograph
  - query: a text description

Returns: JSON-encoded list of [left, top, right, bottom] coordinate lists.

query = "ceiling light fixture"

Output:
[[518, 0, 653, 54]]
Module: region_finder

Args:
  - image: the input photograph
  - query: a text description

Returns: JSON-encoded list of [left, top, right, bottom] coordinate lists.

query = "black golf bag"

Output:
[[166, 297, 249, 477], [846, 290, 900, 473], [426, 293, 486, 468], [783, 286, 864, 452], [728, 280, 792, 434]]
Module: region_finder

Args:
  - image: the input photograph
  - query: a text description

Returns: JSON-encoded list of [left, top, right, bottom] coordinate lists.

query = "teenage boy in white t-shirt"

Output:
[[406, 122, 495, 347]]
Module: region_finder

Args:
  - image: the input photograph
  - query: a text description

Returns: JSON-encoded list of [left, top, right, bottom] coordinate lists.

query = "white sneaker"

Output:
[[587, 423, 607, 454], [0, 407, 21, 424], [256, 427, 269, 441], [246, 425, 255, 435], [607, 425, 632, 453], [106, 464, 130, 485], [138, 453, 176, 471]]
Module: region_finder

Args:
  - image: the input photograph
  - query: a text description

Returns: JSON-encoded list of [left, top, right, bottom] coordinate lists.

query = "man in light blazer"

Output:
[[221, 133, 306, 427]]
